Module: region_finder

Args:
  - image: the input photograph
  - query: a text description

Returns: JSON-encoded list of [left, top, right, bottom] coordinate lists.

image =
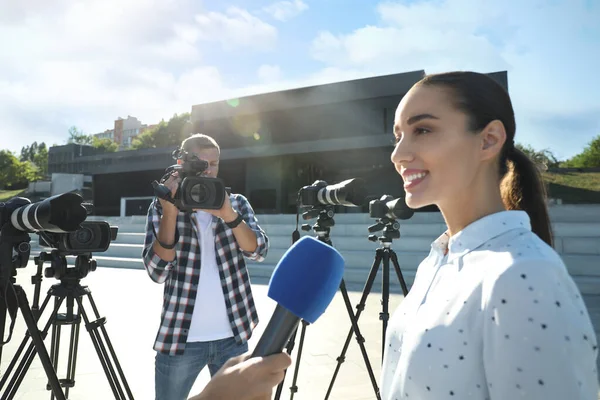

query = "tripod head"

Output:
[[300, 205, 335, 246], [367, 217, 400, 248], [367, 194, 413, 248], [34, 250, 97, 283]]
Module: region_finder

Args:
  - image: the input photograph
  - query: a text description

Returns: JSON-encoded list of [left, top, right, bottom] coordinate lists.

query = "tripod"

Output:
[[274, 206, 381, 400], [0, 231, 134, 399], [324, 216, 409, 399]]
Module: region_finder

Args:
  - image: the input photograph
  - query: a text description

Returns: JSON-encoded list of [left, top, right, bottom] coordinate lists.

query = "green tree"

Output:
[[516, 143, 560, 169], [33, 143, 49, 178], [92, 136, 118, 152], [131, 127, 159, 149], [562, 135, 600, 168], [131, 113, 192, 150], [67, 126, 93, 145], [0, 150, 35, 189], [18, 141, 48, 179]]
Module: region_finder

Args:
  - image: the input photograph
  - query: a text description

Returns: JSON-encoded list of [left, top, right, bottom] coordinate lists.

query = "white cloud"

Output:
[[258, 64, 283, 82], [195, 7, 278, 51], [0, 1, 278, 153], [309, 0, 600, 159], [263, 0, 308, 21]]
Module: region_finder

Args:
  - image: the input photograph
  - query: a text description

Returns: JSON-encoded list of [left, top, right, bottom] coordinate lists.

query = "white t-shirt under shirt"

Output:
[[186, 211, 234, 342], [380, 210, 599, 399]]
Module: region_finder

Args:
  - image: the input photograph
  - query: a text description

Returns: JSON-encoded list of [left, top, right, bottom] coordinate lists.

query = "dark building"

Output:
[[48, 70, 509, 216]]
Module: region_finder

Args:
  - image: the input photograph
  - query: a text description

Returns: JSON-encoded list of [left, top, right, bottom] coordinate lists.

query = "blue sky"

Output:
[[0, 0, 598, 160]]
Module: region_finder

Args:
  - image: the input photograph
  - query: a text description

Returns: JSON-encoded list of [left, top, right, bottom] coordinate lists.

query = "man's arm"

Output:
[[200, 193, 269, 261], [142, 199, 178, 283], [221, 206, 259, 253], [229, 194, 269, 261]]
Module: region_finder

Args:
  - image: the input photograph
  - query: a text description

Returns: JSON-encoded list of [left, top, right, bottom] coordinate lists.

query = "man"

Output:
[[142, 133, 269, 400]]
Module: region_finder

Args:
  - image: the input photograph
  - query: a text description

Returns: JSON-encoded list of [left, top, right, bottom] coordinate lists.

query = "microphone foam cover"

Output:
[[267, 236, 345, 323]]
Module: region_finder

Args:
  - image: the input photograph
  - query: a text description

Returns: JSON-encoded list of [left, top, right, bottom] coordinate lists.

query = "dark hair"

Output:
[[418, 71, 553, 247]]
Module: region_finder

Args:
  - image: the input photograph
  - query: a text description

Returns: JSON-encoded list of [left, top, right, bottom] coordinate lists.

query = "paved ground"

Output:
[[0, 264, 598, 399]]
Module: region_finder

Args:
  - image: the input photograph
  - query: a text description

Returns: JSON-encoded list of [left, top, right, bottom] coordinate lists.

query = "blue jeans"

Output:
[[155, 337, 248, 400]]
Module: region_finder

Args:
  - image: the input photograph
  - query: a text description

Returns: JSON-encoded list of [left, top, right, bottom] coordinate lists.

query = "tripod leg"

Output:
[[49, 297, 62, 400], [325, 252, 383, 400], [77, 292, 134, 399], [2, 293, 66, 400], [381, 250, 390, 364], [273, 324, 300, 400], [0, 291, 54, 392], [389, 250, 409, 296], [288, 321, 308, 400], [1, 285, 66, 400], [63, 306, 82, 399], [331, 279, 381, 400]]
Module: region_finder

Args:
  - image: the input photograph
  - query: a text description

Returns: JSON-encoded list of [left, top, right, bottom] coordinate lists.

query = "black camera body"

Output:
[[39, 221, 118, 255], [300, 178, 367, 208], [152, 150, 227, 212], [369, 195, 414, 220]]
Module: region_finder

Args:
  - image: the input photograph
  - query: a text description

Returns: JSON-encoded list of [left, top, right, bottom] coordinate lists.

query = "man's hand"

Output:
[[158, 171, 180, 217], [189, 352, 292, 400], [197, 192, 237, 222]]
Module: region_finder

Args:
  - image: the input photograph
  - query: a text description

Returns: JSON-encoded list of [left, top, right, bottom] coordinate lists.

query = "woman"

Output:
[[381, 71, 598, 399]]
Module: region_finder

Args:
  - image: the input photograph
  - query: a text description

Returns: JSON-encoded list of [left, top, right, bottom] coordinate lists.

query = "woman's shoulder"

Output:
[[479, 229, 577, 301]]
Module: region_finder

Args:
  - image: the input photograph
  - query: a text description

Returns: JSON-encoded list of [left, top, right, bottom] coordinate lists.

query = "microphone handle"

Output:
[[251, 305, 301, 357]]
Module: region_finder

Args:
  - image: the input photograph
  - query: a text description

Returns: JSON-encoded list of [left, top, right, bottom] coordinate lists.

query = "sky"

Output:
[[0, 0, 599, 161]]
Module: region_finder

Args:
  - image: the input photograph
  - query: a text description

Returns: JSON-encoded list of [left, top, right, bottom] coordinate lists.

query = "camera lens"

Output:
[[190, 183, 210, 204], [76, 227, 93, 244]]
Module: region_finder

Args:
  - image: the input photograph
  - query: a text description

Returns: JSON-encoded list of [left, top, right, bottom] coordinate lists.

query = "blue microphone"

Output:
[[251, 236, 345, 357]]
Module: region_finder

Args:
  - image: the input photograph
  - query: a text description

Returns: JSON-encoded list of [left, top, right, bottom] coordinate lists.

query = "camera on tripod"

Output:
[[152, 148, 227, 212], [0, 193, 132, 400], [39, 221, 117, 255], [369, 195, 414, 221], [299, 178, 367, 208], [367, 195, 413, 244]]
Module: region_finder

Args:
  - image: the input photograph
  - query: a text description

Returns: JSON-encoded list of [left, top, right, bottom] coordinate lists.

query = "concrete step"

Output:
[[548, 205, 600, 222], [27, 252, 600, 295], [552, 223, 600, 237], [268, 234, 434, 252], [30, 243, 600, 278], [31, 243, 144, 260], [557, 237, 600, 255]]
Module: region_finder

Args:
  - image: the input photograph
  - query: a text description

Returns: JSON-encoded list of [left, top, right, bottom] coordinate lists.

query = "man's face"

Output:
[[188, 147, 220, 178]]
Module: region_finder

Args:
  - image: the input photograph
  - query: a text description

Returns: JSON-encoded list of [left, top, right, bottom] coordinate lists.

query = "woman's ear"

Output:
[[480, 119, 507, 161]]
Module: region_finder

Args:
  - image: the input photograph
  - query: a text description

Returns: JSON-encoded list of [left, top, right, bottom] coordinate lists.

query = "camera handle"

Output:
[[151, 181, 177, 206]]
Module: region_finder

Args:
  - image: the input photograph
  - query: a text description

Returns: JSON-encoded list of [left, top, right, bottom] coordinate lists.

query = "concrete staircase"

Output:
[[26, 205, 600, 295]]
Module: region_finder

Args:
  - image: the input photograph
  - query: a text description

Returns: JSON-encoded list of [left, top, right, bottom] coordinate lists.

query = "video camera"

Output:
[[152, 148, 227, 212], [368, 195, 414, 221], [0, 193, 118, 280]]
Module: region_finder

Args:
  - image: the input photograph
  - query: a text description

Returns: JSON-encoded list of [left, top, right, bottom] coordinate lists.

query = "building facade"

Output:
[[50, 70, 509, 216], [92, 115, 154, 149]]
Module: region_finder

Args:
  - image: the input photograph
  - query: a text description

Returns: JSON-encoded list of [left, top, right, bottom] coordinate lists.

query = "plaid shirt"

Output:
[[142, 193, 269, 355]]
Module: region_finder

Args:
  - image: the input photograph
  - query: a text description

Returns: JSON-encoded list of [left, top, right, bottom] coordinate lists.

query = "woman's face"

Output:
[[391, 84, 484, 210]]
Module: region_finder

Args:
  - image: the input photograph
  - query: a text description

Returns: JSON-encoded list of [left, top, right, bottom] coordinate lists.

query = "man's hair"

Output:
[[181, 133, 220, 154]]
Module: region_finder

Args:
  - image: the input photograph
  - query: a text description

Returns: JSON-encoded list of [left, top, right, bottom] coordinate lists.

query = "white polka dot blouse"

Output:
[[380, 210, 599, 399]]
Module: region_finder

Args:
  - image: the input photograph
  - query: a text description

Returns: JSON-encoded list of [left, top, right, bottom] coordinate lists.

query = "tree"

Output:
[[33, 143, 49, 177], [0, 150, 37, 189], [92, 136, 118, 152], [67, 126, 93, 145], [562, 135, 600, 168], [516, 143, 560, 169], [131, 127, 159, 149], [131, 113, 193, 150], [17, 141, 48, 180]]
